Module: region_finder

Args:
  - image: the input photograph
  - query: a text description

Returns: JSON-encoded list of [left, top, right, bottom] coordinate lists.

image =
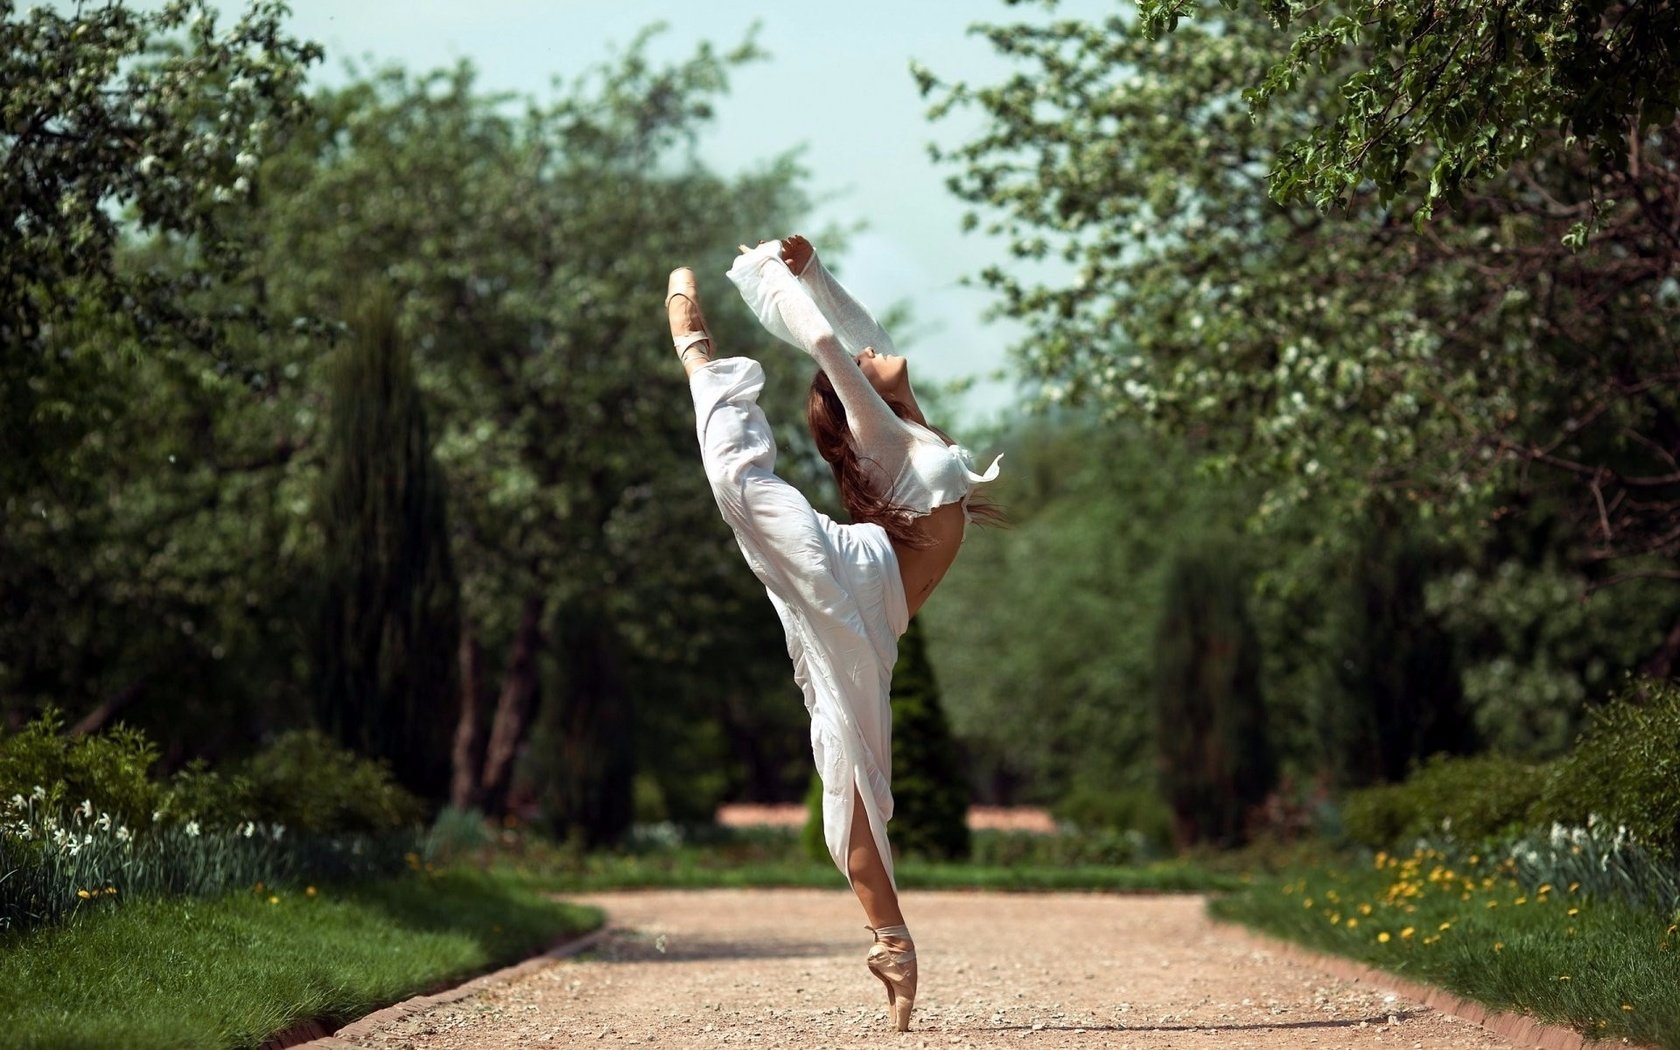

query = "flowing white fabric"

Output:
[[689, 356, 908, 887], [726, 243, 1000, 519]]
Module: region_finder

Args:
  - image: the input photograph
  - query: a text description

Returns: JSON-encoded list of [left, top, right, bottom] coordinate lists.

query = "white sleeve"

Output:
[[797, 252, 898, 358], [726, 243, 907, 453]]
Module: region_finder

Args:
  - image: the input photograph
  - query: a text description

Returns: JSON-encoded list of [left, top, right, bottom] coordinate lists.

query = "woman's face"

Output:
[[857, 347, 909, 398]]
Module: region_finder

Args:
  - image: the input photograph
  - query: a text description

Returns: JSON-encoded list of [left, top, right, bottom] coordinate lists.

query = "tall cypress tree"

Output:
[[1154, 547, 1275, 849], [801, 617, 972, 862], [314, 286, 460, 803], [1326, 525, 1475, 787]]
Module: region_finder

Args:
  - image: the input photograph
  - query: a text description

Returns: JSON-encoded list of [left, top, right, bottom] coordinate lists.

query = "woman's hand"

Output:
[[780, 234, 814, 277]]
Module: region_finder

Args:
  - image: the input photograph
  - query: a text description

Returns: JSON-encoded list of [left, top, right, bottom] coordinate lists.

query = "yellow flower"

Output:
[[306, 885, 317, 897], [76, 889, 92, 899], [1493, 941, 1504, 952], [1401, 927, 1415, 940], [1558, 975, 1571, 982], [1347, 918, 1360, 929], [268, 895, 279, 905], [1487, 900, 1499, 909], [1537, 884, 1553, 895], [1439, 921, 1453, 930], [1568, 907, 1580, 917], [1513, 896, 1527, 906], [1622, 1004, 1634, 1012], [1303, 898, 1314, 909], [1359, 903, 1373, 915], [1377, 931, 1391, 943], [1568, 882, 1581, 893], [1329, 914, 1341, 925], [103, 886, 116, 896]]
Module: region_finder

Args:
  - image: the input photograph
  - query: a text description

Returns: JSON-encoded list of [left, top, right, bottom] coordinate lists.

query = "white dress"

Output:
[[689, 242, 998, 887]]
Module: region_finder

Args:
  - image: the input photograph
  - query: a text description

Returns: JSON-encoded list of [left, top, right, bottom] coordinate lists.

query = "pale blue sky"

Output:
[[255, 0, 1114, 424]]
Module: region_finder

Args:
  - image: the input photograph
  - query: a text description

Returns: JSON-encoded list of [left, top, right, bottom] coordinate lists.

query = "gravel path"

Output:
[[323, 889, 1521, 1049]]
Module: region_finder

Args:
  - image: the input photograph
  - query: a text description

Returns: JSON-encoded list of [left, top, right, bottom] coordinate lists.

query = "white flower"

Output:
[[31, 785, 46, 801], [152, 810, 164, 824], [115, 825, 132, 843], [271, 824, 285, 842], [137, 154, 161, 177], [78, 799, 92, 819], [240, 821, 255, 838], [184, 821, 201, 838], [95, 812, 111, 832], [235, 150, 257, 171]]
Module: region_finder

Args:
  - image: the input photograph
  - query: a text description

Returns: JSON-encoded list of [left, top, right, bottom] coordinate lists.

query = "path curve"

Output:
[[317, 889, 1523, 1048]]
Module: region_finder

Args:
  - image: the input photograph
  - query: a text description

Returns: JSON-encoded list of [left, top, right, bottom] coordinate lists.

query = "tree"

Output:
[[918, 5, 1680, 674], [244, 36, 819, 829], [1154, 547, 1275, 848], [1323, 524, 1475, 787], [1, 1, 323, 744], [886, 618, 970, 861], [313, 286, 460, 802], [1134, 0, 1680, 221]]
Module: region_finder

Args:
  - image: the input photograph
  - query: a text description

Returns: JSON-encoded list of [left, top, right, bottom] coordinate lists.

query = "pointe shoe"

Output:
[[865, 932, 917, 1032], [665, 267, 712, 367]]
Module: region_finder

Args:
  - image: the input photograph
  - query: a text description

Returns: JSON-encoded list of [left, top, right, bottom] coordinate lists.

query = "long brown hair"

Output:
[[806, 370, 1003, 549]]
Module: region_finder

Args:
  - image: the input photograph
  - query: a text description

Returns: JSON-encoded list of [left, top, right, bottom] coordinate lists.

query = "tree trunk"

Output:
[[449, 624, 485, 810], [1642, 617, 1680, 683], [68, 681, 143, 738], [479, 596, 544, 816]]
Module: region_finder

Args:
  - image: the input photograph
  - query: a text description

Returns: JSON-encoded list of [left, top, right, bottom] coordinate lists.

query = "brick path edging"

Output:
[[259, 926, 610, 1050], [1215, 920, 1645, 1050]]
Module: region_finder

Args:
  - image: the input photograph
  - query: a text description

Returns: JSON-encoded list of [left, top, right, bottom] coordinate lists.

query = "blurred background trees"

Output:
[[4, 0, 1675, 853]]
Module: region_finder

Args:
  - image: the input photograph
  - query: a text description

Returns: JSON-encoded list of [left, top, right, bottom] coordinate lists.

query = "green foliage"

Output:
[[1341, 753, 1551, 849], [313, 285, 460, 801], [1535, 678, 1680, 861], [0, 710, 162, 829], [924, 416, 1258, 807], [921, 3, 1680, 595], [1154, 547, 1276, 848], [801, 771, 828, 864], [969, 827, 1165, 868], [235, 730, 423, 835], [1, 0, 320, 497], [886, 619, 970, 861], [1137, 0, 1680, 220], [1051, 786, 1175, 853]]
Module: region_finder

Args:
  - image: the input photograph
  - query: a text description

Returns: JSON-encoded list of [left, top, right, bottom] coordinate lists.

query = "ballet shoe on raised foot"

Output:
[[865, 931, 917, 1032], [666, 267, 712, 368]]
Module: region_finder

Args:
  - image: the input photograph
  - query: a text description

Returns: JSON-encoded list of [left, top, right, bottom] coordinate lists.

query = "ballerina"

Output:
[[666, 235, 999, 1032]]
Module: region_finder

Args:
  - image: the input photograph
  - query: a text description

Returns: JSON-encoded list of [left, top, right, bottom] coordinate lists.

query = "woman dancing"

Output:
[[664, 235, 999, 1032]]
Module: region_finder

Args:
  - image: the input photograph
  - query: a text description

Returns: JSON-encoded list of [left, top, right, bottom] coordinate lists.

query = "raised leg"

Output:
[[667, 267, 714, 378]]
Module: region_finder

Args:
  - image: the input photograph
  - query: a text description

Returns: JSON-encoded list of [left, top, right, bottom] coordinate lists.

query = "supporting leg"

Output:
[[845, 787, 906, 933]]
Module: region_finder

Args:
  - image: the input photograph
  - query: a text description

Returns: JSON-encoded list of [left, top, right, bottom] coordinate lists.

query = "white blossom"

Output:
[[184, 820, 201, 838]]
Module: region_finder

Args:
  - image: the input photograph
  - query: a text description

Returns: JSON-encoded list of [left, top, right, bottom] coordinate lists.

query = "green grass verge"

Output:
[[0, 868, 602, 1050], [497, 847, 1242, 894], [1211, 849, 1680, 1048]]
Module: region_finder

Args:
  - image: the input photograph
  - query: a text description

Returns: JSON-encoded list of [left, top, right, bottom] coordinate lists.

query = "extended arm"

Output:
[[782, 235, 898, 359], [727, 242, 905, 450]]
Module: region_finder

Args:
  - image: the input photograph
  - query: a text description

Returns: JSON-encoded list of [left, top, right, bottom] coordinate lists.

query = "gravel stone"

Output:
[[326, 889, 1522, 1049]]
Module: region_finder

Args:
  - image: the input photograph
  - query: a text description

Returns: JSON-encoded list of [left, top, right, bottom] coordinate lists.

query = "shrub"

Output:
[[801, 772, 828, 864], [0, 710, 166, 829], [1341, 752, 1549, 848], [1533, 676, 1680, 861], [236, 730, 424, 835], [1052, 786, 1175, 853]]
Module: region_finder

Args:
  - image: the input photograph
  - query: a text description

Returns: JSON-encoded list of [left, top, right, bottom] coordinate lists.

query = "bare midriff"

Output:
[[891, 502, 967, 620]]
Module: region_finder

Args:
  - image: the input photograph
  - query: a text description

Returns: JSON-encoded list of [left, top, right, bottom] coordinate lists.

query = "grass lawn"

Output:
[[494, 841, 1243, 895], [0, 868, 601, 1050], [1212, 847, 1680, 1049]]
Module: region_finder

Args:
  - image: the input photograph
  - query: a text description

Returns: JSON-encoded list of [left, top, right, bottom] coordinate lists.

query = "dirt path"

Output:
[[320, 889, 1521, 1049]]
